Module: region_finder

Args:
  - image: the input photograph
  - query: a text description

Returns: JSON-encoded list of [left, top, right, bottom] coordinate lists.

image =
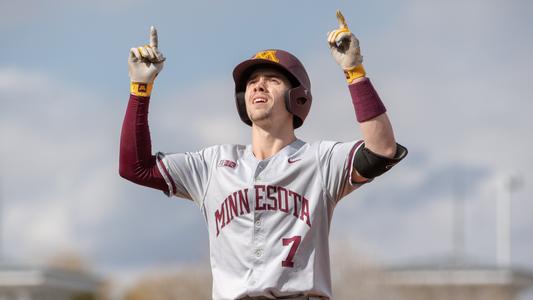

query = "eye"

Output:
[[269, 77, 281, 84], [247, 78, 257, 87]]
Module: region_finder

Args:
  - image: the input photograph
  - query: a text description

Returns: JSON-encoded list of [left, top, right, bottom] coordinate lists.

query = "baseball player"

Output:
[[120, 11, 407, 300]]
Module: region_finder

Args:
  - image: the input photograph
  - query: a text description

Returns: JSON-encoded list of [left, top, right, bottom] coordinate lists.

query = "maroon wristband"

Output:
[[348, 78, 387, 122]]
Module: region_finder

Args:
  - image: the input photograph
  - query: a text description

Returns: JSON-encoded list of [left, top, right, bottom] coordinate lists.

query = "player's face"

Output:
[[244, 67, 293, 128]]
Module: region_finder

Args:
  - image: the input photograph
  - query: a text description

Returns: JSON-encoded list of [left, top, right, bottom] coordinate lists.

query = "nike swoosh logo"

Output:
[[288, 158, 302, 164], [385, 163, 395, 170]]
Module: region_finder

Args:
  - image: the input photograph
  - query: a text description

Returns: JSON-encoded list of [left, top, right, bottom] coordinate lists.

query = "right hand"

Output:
[[128, 26, 166, 83]]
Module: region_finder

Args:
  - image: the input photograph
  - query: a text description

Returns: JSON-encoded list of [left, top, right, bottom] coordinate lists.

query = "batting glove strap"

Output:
[[344, 64, 366, 84], [130, 82, 154, 97]]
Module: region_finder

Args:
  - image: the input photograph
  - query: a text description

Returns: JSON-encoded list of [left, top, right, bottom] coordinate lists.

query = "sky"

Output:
[[1, 0, 533, 294]]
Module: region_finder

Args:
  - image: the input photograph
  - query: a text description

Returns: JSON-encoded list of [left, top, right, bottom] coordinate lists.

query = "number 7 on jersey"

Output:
[[281, 235, 301, 267]]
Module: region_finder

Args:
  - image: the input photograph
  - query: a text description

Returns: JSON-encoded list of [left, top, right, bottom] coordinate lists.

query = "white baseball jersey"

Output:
[[156, 139, 366, 300]]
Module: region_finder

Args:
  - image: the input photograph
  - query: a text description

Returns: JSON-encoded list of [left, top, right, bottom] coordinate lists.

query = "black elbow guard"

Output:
[[354, 143, 408, 179]]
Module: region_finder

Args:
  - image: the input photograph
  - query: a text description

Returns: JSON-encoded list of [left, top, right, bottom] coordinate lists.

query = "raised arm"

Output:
[[328, 11, 407, 182], [119, 26, 168, 192]]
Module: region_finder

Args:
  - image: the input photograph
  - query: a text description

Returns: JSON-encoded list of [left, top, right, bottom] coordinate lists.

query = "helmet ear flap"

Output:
[[283, 89, 298, 129], [235, 92, 252, 126], [284, 89, 292, 112], [285, 86, 312, 129]]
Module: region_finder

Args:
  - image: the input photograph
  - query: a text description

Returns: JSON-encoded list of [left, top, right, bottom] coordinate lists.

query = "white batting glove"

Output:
[[128, 26, 166, 96], [327, 11, 365, 83]]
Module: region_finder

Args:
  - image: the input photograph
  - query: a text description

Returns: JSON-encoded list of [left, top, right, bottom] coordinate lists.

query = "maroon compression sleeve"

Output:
[[119, 94, 168, 192], [348, 77, 387, 122]]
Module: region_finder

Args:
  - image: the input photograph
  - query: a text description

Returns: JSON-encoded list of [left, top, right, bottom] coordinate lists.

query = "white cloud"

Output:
[[6, 196, 73, 260], [152, 78, 249, 149], [0, 66, 218, 274], [0, 67, 123, 264]]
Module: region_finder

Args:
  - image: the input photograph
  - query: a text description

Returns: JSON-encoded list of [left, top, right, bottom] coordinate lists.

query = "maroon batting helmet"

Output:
[[233, 49, 312, 129]]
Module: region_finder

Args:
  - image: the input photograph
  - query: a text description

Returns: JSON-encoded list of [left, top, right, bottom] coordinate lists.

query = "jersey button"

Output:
[[255, 249, 263, 257], [255, 219, 262, 227]]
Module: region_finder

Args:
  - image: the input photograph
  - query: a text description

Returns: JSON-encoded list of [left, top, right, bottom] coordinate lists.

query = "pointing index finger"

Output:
[[336, 10, 349, 30], [150, 25, 158, 48]]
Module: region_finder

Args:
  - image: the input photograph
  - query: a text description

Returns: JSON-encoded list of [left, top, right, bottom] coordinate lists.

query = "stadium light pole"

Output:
[[0, 172, 2, 262], [497, 174, 523, 268], [452, 173, 465, 264]]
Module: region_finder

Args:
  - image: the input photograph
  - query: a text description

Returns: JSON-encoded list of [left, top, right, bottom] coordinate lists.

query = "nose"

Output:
[[252, 76, 267, 92]]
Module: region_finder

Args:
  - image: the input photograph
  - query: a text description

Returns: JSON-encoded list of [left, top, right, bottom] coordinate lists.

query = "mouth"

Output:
[[252, 95, 268, 104]]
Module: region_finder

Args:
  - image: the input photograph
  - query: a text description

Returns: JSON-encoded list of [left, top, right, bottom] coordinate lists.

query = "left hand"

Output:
[[327, 10, 363, 71]]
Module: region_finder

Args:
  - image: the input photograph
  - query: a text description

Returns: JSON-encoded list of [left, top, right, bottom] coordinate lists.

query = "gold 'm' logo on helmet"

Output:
[[253, 50, 279, 63]]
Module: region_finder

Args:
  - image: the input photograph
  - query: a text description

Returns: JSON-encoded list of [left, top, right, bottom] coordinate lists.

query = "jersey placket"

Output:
[[249, 159, 270, 287]]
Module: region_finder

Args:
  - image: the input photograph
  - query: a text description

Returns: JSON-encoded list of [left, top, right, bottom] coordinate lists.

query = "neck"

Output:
[[251, 123, 296, 160]]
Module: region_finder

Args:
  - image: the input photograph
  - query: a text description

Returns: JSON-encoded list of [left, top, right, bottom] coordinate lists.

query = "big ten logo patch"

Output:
[[253, 50, 279, 63], [218, 159, 237, 169]]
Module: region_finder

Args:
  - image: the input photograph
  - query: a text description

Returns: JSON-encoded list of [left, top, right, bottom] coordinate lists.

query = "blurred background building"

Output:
[[385, 260, 533, 300], [0, 262, 102, 300]]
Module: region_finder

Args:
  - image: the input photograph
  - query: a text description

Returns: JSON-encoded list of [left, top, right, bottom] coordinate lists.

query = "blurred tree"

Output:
[[46, 250, 111, 300], [124, 266, 212, 300], [330, 241, 392, 300], [71, 292, 97, 300], [47, 250, 90, 272]]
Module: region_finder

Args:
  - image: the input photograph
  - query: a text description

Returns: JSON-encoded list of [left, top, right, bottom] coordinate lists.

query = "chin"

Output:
[[249, 112, 270, 123]]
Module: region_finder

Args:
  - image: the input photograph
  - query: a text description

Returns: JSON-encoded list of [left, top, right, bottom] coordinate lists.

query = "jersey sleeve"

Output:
[[318, 140, 367, 203], [155, 146, 218, 206]]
